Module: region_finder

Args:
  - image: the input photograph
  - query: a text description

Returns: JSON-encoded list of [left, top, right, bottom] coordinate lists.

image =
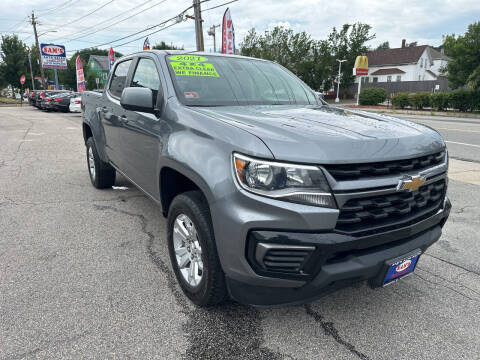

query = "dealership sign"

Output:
[[40, 43, 67, 69], [353, 55, 368, 76]]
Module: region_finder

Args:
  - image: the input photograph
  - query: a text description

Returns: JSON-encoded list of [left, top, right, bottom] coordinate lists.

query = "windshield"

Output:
[[166, 55, 317, 106]]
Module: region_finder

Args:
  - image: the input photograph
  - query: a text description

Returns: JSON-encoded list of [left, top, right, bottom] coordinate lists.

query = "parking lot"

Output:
[[1, 106, 479, 359]]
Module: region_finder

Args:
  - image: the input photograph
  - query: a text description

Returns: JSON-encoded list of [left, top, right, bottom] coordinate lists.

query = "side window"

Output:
[[131, 58, 161, 103], [109, 60, 132, 98]]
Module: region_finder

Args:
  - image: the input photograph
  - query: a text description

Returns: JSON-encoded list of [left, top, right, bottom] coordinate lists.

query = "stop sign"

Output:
[[20, 75, 26, 85]]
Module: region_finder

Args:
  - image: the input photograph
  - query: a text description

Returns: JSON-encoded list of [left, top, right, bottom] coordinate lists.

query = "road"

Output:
[[0, 106, 479, 360], [387, 114, 480, 163]]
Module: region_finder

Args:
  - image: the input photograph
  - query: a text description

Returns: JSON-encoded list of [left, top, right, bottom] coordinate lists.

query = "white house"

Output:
[[355, 40, 450, 85]]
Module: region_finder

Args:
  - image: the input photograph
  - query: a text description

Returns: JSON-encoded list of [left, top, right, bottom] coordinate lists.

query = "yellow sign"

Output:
[[169, 55, 208, 62], [397, 175, 426, 192], [354, 55, 368, 75], [170, 61, 219, 77]]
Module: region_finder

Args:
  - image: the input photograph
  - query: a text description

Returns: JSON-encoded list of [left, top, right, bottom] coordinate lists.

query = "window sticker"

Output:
[[170, 61, 219, 77], [169, 55, 207, 62], [184, 92, 199, 99]]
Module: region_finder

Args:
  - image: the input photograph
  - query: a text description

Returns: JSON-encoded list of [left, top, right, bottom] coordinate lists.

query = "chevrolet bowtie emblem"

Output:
[[397, 175, 427, 192]]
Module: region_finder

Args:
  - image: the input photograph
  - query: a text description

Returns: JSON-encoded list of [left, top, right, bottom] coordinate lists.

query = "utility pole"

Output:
[[335, 59, 346, 103], [207, 24, 220, 52], [26, 47, 35, 90], [193, 0, 204, 51], [30, 11, 46, 89]]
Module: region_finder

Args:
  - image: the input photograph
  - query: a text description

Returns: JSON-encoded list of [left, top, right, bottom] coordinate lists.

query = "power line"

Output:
[[63, 0, 169, 42], [56, 0, 234, 54], [68, 9, 187, 52], [50, 0, 155, 40], [50, 0, 116, 28], [203, 0, 238, 12], [115, 17, 184, 48], [35, 0, 75, 15], [75, 0, 219, 51]]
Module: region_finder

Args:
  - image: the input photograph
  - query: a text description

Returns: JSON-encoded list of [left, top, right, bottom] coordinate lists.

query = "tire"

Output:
[[86, 137, 116, 189], [167, 191, 227, 307]]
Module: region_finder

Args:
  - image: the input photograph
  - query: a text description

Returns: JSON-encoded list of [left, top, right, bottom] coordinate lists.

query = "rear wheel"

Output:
[[86, 137, 115, 189], [167, 191, 227, 307]]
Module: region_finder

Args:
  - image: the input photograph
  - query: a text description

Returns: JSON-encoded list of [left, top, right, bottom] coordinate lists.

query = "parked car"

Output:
[[49, 91, 76, 112], [69, 95, 82, 113], [37, 90, 70, 110], [82, 51, 451, 307], [28, 90, 41, 106]]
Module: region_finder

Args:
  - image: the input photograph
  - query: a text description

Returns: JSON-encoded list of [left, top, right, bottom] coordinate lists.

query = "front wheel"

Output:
[[86, 137, 115, 189], [167, 191, 227, 307]]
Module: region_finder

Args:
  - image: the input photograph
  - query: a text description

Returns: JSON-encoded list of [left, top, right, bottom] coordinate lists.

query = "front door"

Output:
[[120, 57, 165, 198]]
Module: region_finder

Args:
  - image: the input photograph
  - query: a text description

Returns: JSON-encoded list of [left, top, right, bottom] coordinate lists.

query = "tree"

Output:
[[153, 41, 183, 50], [376, 41, 390, 50], [240, 23, 375, 94], [0, 35, 27, 92], [443, 21, 480, 89], [241, 26, 318, 88], [324, 23, 375, 93]]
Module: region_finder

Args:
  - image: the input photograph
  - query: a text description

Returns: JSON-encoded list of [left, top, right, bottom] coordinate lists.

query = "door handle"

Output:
[[120, 115, 128, 123], [101, 106, 108, 113]]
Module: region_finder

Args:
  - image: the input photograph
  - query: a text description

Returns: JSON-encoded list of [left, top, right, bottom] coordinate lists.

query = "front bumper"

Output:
[[225, 197, 450, 306]]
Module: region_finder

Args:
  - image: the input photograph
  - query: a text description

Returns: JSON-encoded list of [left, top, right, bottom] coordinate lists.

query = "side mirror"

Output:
[[120, 87, 155, 113]]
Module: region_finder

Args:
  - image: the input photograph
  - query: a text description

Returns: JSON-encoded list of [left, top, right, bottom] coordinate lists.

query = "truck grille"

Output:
[[324, 151, 445, 181], [336, 178, 446, 235]]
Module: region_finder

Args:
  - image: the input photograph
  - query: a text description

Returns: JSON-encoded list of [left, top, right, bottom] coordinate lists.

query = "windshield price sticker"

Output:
[[170, 61, 219, 77], [169, 55, 207, 62]]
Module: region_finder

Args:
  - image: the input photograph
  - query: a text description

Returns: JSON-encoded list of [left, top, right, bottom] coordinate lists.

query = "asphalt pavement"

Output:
[[1, 106, 479, 359], [387, 114, 480, 163]]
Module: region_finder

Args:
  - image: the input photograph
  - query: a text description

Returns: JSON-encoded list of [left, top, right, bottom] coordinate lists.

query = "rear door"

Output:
[[101, 58, 134, 169], [119, 56, 165, 198]]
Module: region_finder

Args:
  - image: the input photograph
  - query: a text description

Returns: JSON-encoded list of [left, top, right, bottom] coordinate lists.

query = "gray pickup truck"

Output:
[[82, 50, 451, 307]]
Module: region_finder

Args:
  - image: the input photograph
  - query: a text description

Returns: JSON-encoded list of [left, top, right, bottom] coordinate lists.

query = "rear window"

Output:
[[166, 55, 316, 107]]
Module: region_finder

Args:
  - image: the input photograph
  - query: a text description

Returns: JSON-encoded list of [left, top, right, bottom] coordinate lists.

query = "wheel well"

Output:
[[83, 123, 93, 144], [160, 167, 202, 217]]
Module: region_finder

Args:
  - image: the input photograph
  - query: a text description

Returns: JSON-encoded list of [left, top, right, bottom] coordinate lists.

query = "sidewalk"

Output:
[[449, 159, 480, 185]]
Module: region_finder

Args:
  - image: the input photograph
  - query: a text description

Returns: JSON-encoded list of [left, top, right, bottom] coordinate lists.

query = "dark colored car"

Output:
[[37, 90, 70, 110], [49, 92, 77, 112], [82, 51, 450, 307]]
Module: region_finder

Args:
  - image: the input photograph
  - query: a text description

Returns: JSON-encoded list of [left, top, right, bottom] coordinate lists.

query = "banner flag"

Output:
[[76, 56, 86, 93], [108, 47, 115, 70], [221, 8, 235, 54], [143, 37, 150, 50]]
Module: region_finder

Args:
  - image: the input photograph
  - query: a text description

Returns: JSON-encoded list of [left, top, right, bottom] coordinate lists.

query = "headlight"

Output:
[[233, 153, 336, 208]]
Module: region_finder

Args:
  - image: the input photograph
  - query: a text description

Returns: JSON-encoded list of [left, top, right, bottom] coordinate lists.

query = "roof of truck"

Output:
[[124, 49, 268, 62]]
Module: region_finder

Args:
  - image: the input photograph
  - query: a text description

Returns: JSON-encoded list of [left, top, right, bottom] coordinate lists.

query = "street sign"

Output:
[[20, 75, 26, 84], [95, 78, 99, 86], [354, 55, 369, 76], [40, 43, 67, 69]]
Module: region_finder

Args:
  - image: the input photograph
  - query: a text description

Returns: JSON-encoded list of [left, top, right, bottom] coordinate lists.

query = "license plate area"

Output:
[[383, 250, 421, 286]]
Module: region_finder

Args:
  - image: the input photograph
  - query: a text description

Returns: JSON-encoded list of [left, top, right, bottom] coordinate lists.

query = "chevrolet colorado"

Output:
[[82, 50, 451, 307]]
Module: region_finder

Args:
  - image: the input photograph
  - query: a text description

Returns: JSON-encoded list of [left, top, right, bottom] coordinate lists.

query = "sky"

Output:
[[1, 0, 479, 57]]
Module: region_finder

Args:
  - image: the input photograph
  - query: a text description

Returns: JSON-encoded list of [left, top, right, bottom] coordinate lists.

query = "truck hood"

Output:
[[192, 105, 445, 164]]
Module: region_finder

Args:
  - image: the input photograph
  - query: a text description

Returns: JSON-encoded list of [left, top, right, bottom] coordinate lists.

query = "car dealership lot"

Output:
[[1, 106, 479, 359]]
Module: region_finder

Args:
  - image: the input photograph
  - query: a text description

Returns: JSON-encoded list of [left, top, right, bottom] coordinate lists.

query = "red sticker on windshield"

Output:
[[184, 92, 199, 99]]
